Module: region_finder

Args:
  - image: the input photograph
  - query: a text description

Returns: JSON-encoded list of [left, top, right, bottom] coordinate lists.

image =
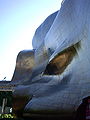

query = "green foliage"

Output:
[[0, 114, 14, 118]]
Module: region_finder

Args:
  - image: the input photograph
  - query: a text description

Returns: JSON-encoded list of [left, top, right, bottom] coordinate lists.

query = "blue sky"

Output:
[[0, 0, 62, 80]]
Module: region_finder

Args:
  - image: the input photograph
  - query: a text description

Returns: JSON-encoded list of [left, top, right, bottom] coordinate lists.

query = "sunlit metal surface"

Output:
[[9, 0, 90, 117]]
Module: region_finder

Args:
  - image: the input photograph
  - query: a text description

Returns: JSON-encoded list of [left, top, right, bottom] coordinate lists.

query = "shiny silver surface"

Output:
[[11, 0, 90, 116]]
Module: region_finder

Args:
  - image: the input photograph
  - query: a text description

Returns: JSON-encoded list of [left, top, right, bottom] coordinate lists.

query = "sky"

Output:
[[0, 0, 62, 81]]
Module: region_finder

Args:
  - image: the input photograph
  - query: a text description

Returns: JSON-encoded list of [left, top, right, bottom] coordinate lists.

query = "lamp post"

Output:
[[1, 98, 7, 114]]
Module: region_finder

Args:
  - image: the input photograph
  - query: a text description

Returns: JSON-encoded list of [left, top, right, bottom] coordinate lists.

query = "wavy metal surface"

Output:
[[9, 0, 90, 117]]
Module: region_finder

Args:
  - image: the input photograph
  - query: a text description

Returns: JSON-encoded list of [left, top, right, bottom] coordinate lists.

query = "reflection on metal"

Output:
[[4, 0, 90, 117], [44, 45, 77, 75]]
